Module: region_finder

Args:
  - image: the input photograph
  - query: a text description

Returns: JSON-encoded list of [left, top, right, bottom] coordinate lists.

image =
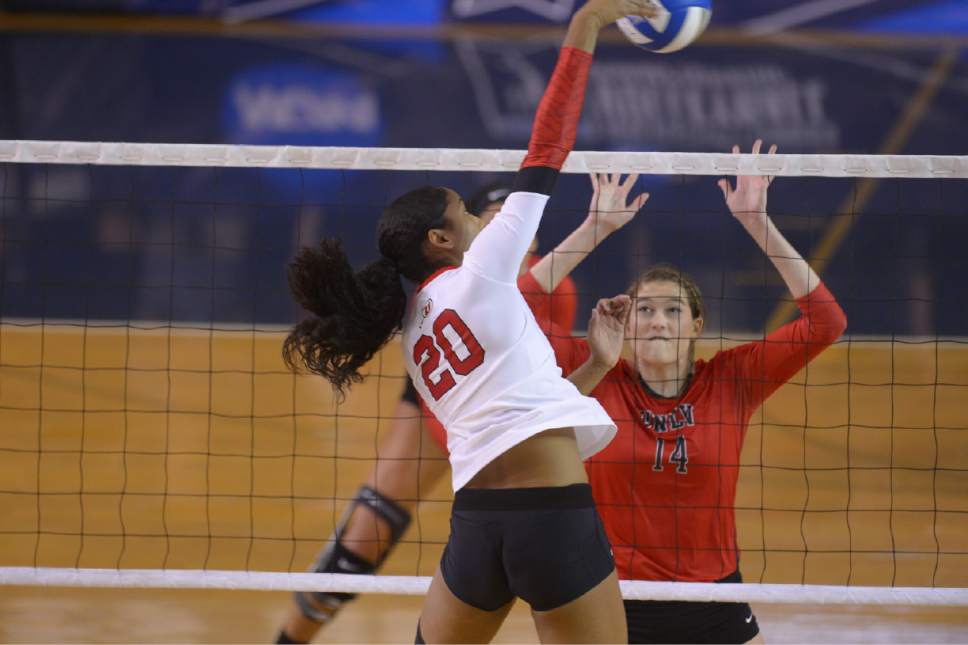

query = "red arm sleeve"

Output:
[[729, 281, 847, 408], [514, 46, 593, 194], [521, 46, 591, 171], [552, 275, 578, 331], [544, 323, 591, 376], [519, 257, 579, 331]]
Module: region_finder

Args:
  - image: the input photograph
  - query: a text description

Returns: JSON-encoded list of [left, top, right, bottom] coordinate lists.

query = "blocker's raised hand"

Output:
[[588, 294, 632, 370], [587, 173, 650, 238], [718, 139, 776, 224]]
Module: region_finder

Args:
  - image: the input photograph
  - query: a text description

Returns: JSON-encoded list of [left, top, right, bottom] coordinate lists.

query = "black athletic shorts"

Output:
[[625, 570, 759, 644], [440, 483, 615, 612], [401, 377, 419, 406]]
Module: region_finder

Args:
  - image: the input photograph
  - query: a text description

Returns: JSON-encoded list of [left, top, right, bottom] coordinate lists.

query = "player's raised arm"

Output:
[[516, 1, 660, 192], [718, 139, 818, 299], [719, 140, 847, 406], [529, 173, 649, 294], [463, 1, 659, 284]]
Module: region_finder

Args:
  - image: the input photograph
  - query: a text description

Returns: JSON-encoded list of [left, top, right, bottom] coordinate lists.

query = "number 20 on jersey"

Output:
[[413, 309, 485, 400]]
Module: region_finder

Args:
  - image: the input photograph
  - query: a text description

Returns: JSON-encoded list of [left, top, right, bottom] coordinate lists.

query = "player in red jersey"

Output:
[[274, 173, 646, 644], [280, 1, 658, 635], [553, 141, 848, 643]]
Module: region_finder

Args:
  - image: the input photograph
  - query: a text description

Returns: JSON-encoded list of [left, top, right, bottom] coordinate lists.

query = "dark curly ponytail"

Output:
[[283, 186, 449, 395]]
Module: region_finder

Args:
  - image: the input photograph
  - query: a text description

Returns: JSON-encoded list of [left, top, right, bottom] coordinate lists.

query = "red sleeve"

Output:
[[518, 257, 579, 331], [418, 398, 450, 456], [727, 281, 847, 408], [544, 323, 591, 376], [520, 46, 592, 172], [518, 257, 587, 371], [552, 275, 578, 331]]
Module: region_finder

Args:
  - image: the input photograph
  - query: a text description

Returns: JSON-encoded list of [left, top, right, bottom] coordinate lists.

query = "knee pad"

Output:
[[294, 485, 412, 623], [348, 484, 412, 553]]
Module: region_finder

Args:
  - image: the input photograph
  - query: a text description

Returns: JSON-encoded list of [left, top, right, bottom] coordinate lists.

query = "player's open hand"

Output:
[[587, 173, 650, 238], [582, 0, 662, 27], [588, 294, 632, 369], [718, 139, 776, 225]]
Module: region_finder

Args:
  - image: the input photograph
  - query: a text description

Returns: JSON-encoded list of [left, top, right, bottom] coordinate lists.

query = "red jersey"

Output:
[[421, 257, 579, 454], [518, 255, 578, 333], [547, 283, 847, 582]]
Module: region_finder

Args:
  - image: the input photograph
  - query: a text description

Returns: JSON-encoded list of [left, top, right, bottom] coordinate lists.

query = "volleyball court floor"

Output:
[[0, 325, 965, 642]]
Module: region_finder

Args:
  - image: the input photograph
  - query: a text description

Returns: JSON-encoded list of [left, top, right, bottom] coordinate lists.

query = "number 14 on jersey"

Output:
[[653, 435, 689, 474]]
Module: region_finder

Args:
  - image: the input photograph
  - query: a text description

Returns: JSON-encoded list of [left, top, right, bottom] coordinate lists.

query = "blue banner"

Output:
[[1, 29, 966, 335]]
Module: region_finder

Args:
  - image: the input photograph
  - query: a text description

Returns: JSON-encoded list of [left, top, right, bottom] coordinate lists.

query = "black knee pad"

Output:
[[295, 485, 412, 623]]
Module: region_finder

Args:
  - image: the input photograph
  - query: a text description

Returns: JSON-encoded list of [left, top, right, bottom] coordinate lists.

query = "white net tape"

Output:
[[2, 140, 967, 177], [1, 568, 966, 605]]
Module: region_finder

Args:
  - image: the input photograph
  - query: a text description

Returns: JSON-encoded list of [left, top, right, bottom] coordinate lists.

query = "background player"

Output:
[[554, 141, 848, 643], [276, 171, 649, 644], [281, 2, 661, 641]]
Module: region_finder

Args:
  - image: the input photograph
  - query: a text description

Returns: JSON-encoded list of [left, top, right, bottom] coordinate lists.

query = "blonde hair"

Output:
[[626, 264, 704, 368], [627, 264, 703, 320]]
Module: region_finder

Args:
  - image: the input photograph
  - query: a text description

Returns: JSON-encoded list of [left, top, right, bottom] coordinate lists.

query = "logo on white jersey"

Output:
[[420, 299, 434, 326]]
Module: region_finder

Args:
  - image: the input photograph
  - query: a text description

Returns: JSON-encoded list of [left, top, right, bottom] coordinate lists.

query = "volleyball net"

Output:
[[1, 141, 966, 606]]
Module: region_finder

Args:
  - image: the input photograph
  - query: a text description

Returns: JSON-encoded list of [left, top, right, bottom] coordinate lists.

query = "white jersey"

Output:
[[402, 191, 616, 491]]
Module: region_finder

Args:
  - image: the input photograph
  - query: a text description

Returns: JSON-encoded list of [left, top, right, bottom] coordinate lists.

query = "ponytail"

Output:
[[283, 185, 449, 396], [283, 239, 406, 396]]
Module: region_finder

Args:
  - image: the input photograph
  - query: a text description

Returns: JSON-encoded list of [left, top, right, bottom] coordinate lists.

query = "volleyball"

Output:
[[617, 0, 712, 53]]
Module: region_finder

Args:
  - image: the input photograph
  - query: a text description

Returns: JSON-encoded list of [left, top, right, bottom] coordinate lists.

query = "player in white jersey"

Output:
[[274, 173, 649, 645], [283, 2, 660, 642]]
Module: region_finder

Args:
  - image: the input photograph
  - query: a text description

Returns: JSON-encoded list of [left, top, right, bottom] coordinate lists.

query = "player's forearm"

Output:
[[529, 221, 603, 293], [742, 214, 818, 300], [515, 12, 598, 194], [567, 356, 612, 395], [515, 48, 592, 189], [563, 8, 606, 53]]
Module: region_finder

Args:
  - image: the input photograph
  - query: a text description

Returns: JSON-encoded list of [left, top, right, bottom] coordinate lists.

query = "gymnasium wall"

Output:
[[1, 26, 966, 335]]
